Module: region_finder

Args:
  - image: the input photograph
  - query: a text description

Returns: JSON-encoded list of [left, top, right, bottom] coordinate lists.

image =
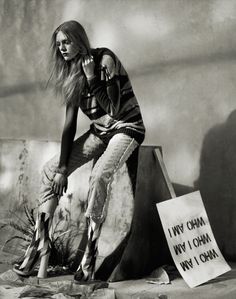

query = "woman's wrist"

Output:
[[55, 166, 68, 176], [87, 74, 96, 81]]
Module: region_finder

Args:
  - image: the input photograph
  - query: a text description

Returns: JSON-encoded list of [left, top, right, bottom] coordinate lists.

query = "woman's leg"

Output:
[[75, 133, 139, 282], [14, 131, 106, 277], [74, 219, 102, 282]]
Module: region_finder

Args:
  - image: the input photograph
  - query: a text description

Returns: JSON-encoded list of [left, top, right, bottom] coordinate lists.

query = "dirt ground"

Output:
[[0, 252, 236, 299]]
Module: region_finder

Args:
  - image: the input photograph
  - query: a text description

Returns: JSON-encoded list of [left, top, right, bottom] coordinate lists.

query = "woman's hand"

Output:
[[82, 55, 95, 80], [52, 173, 68, 196]]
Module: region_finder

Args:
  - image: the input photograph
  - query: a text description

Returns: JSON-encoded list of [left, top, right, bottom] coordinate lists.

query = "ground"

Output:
[[0, 252, 236, 299]]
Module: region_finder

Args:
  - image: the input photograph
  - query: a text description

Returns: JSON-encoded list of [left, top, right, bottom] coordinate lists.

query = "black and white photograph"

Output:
[[0, 0, 236, 298]]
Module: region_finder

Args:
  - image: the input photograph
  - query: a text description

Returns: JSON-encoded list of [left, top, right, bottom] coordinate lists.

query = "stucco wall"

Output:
[[1, 0, 236, 188]]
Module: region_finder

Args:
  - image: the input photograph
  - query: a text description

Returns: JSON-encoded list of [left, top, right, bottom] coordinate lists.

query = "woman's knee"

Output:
[[41, 157, 57, 183], [41, 163, 51, 181], [90, 169, 110, 188]]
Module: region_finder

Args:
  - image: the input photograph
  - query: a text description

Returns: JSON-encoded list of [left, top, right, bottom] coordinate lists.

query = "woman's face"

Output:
[[56, 31, 80, 61]]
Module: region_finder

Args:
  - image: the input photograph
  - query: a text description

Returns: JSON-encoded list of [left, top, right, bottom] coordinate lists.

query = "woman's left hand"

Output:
[[82, 55, 95, 80]]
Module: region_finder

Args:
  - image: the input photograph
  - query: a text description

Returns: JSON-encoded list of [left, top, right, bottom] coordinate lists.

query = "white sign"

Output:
[[157, 191, 231, 288]]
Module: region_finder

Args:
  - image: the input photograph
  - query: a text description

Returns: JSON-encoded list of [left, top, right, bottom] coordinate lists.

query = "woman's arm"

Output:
[[52, 104, 78, 196], [57, 103, 79, 172], [83, 55, 120, 117]]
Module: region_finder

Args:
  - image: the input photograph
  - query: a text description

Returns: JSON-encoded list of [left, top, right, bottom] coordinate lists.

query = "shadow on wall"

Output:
[[195, 109, 236, 261]]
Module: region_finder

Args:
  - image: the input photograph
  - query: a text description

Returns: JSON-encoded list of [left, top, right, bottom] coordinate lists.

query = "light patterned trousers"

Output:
[[39, 130, 138, 221], [39, 130, 139, 278]]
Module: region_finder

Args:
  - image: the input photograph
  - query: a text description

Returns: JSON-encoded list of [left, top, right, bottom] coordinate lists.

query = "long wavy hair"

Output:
[[50, 20, 91, 106]]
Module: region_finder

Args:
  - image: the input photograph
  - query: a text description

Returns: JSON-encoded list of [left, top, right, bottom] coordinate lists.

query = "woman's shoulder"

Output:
[[94, 47, 117, 72], [93, 47, 116, 62], [92, 48, 122, 78]]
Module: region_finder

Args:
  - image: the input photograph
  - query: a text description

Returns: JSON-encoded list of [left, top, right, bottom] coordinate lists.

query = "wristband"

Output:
[[55, 167, 68, 176]]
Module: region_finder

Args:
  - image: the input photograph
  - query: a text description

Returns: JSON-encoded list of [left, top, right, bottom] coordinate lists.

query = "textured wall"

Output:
[[1, 0, 236, 188]]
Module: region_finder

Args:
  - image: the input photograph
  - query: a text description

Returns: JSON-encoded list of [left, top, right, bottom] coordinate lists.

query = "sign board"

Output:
[[157, 191, 231, 288]]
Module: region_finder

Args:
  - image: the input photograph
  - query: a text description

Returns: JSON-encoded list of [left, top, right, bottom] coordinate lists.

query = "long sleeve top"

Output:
[[80, 47, 145, 144]]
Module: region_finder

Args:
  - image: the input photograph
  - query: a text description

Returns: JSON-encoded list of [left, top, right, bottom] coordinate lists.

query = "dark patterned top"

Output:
[[79, 47, 145, 144]]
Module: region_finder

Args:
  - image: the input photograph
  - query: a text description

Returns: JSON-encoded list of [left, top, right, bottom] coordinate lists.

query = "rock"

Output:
[[0, 285, 25, 299], [88, 288, 115, 299], [67, 280, 109, 297], [145, 267, 170, 285], [19, 285, 56, 298], [0, 270, 24, 284], [51, 293, 74, 299]]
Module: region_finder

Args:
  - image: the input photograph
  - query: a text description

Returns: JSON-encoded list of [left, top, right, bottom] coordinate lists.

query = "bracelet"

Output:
[[55, 167, 68, 176]]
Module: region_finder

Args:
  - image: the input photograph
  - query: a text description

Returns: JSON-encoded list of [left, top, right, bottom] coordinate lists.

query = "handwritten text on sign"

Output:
[[157, 191, 230, 288]]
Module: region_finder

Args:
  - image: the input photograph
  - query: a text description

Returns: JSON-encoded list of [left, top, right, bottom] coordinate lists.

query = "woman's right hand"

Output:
[[82, 55, 95, 80], [52, 173, 68, 196]]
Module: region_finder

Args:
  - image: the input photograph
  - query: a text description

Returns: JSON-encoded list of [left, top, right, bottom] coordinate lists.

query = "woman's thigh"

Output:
[[43, 130, 107, 177], [91, 133, 139, 178], [85, 133, 139, 219], [66, 130, 107, 175]]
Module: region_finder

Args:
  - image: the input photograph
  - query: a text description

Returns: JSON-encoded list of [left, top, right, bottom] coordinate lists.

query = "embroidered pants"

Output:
[[38, 130, 139, 277], [39, 130, 138, 220]]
